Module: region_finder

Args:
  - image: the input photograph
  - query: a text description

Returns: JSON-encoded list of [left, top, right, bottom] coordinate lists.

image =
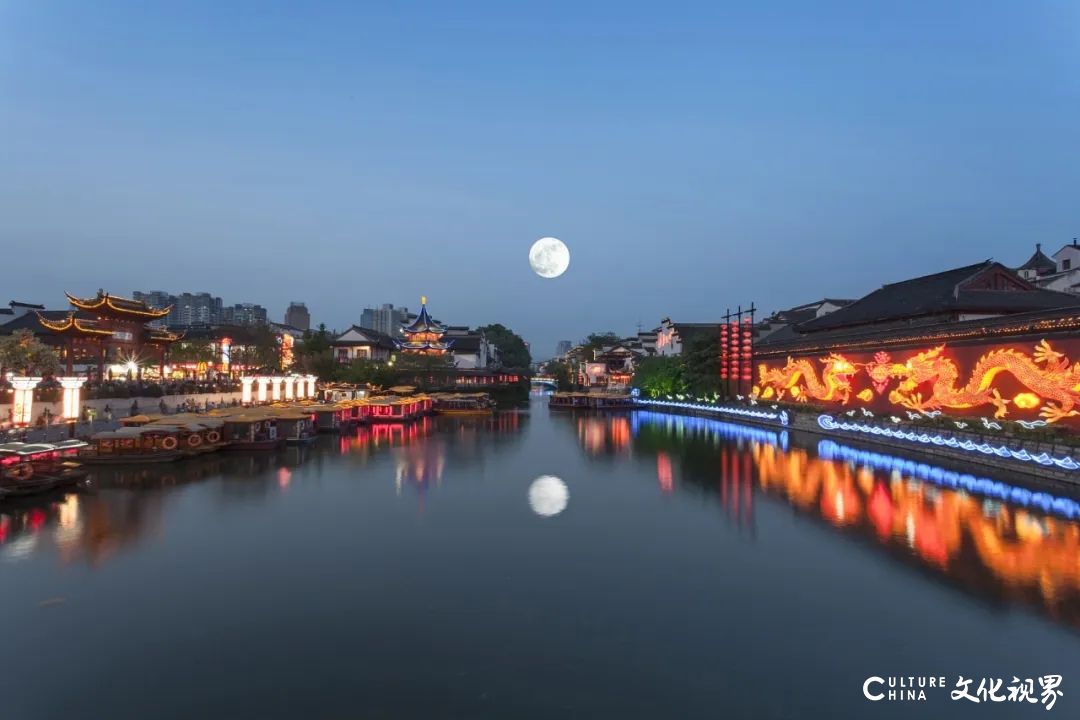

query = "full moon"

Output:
[[529, 237, 570, 279], [528, 475, 569, 517]]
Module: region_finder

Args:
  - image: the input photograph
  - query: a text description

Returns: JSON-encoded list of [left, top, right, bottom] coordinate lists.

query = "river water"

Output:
[[2, 396, 1078, 719]]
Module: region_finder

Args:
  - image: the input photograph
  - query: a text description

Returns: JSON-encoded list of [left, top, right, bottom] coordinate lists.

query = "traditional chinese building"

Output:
[[34, 291, 181, 378], [330, 326, 396, 363], [754, 261, 1080, 428], [397, 297, 453, 355], [580, 342, 644, 388]]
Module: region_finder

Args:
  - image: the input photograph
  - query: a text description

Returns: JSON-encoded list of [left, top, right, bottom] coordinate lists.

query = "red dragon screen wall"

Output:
[[755, 337, 1080, 427]]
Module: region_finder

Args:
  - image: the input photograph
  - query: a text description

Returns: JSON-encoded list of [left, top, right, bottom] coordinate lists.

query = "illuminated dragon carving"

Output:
[[756, 340, 1080, 423], [888, 341, 1080, 423], [756, 354, 857, 403]]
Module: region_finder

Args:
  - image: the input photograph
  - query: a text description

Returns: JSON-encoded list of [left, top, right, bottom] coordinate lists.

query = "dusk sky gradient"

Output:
[[2, 1, 1078, 357]]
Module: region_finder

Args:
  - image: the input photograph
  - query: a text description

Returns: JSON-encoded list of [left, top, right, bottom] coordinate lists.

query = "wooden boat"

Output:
[[365, 396, 432, 424], [1, 442, 89, 498], [143, 417, 228, 455], [431, 392, 494, 416], [274, 413, 318, 445], [309, 404, 349, 433], [77, 427, 186, 464], [548, 391, 639, 411], [220, 414, 285, 451], [0, 470, 87, 498]]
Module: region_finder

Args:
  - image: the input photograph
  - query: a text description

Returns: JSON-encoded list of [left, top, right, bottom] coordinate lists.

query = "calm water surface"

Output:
[[2, 396, 1078, 719]]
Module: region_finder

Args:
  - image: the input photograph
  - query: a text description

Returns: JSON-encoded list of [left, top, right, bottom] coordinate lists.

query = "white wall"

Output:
[[1, 390, 244, 424]]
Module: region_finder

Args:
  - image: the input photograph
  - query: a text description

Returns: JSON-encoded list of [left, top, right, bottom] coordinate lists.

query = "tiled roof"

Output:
[[0, 310, 88, 335], [796, 261, 1080, 333], [332, 326, 397, 349], [1018, 244, 1057, 273]]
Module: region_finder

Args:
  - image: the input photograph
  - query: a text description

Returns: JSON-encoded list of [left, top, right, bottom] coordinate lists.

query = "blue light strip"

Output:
[[817, 414, 1080, 472], [632, 410, 787, 447], [640, 400, 789, 426], [818, 439, 1080, 520]]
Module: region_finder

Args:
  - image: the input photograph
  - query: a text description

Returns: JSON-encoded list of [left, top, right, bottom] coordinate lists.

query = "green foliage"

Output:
[[394, 352, 455, 372], [337, 358, 398, 388], [0, 329, 61, 377], [229, 325, 282, 371], [631, 355, 687, 398], [681, 334, 723, 396], [629, 336, 723, 399], [478, 324, 531, 369], [293, 325, 335, 376], [168, 337, 217, 365], [542, 359, 574, 390], [583, 332, 620, 353]]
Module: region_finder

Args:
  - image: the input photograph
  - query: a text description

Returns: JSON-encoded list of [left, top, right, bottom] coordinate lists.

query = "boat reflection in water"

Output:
[[577, 416, 632, 456], [0, 448, 310, 567], [627, 410, 1080, 628]]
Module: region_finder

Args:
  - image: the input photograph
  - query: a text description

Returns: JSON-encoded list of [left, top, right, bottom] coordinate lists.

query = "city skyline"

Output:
[[2, 1, 1078, 356]]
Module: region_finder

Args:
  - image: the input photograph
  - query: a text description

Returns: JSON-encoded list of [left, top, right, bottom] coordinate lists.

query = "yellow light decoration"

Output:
[[65, 291, 172, 319], [1013, 392, 1040, 410], [757, 354, 856, 403], [757, 340, 1080, 424]]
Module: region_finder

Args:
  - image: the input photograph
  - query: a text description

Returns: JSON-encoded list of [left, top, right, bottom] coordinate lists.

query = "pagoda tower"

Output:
[[396, 296, 453, 355]]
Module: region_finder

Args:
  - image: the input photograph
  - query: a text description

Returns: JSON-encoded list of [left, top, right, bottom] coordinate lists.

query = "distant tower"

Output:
[[396, 296, 453, 355], [284, 302, 311, 331]]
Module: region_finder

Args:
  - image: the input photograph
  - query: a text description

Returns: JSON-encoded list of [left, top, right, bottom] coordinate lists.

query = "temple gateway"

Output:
[[35, 290, 181, 379]]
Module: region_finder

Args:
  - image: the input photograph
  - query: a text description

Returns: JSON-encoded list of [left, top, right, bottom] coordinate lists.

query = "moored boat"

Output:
[[431, 392, 494, 416], [78, 427, 186, 464], [221, 414, 285, 451], [143, 416, 228, 455], [274, 412, 318, 445], [1, 442, 89, 498], [365, 395, 432, 424]]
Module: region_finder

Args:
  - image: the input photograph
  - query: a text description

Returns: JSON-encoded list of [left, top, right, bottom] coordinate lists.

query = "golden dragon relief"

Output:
[[755, 340, 1080, 423]]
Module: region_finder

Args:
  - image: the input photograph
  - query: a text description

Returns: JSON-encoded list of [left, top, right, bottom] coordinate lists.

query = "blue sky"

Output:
[[2, 1, 1078, 358]]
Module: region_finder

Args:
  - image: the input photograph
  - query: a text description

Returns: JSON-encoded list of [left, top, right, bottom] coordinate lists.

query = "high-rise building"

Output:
[[223, 303, 268, 326], [359, 303, 409, 337], [175, 292, 223, 326], [284, 302, 311, 331], [134, 289, 268, 327], [555, 340, 572, 358], [133, 290, 178, 327]]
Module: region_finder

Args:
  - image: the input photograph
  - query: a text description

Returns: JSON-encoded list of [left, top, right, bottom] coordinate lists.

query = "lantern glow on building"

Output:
[[59, 377, 87, 421], [241, 377, 255, 405], [10, 376, 41, 427]]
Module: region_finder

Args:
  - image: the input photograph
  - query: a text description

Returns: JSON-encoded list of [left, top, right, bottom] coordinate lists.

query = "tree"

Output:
[[293, 324, 335, 377], [681, 334, 722, 397], [478, 324, 531, 369], [168, 337, 217, 365], [338, 358, 398, 388], [542, 359, 574, 390], [230, 325, 282, 372], [631, 355, 686, 398], [0, 329, 61, 377], [583, 332, 620, 353], [394, 352, 455, 372]]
